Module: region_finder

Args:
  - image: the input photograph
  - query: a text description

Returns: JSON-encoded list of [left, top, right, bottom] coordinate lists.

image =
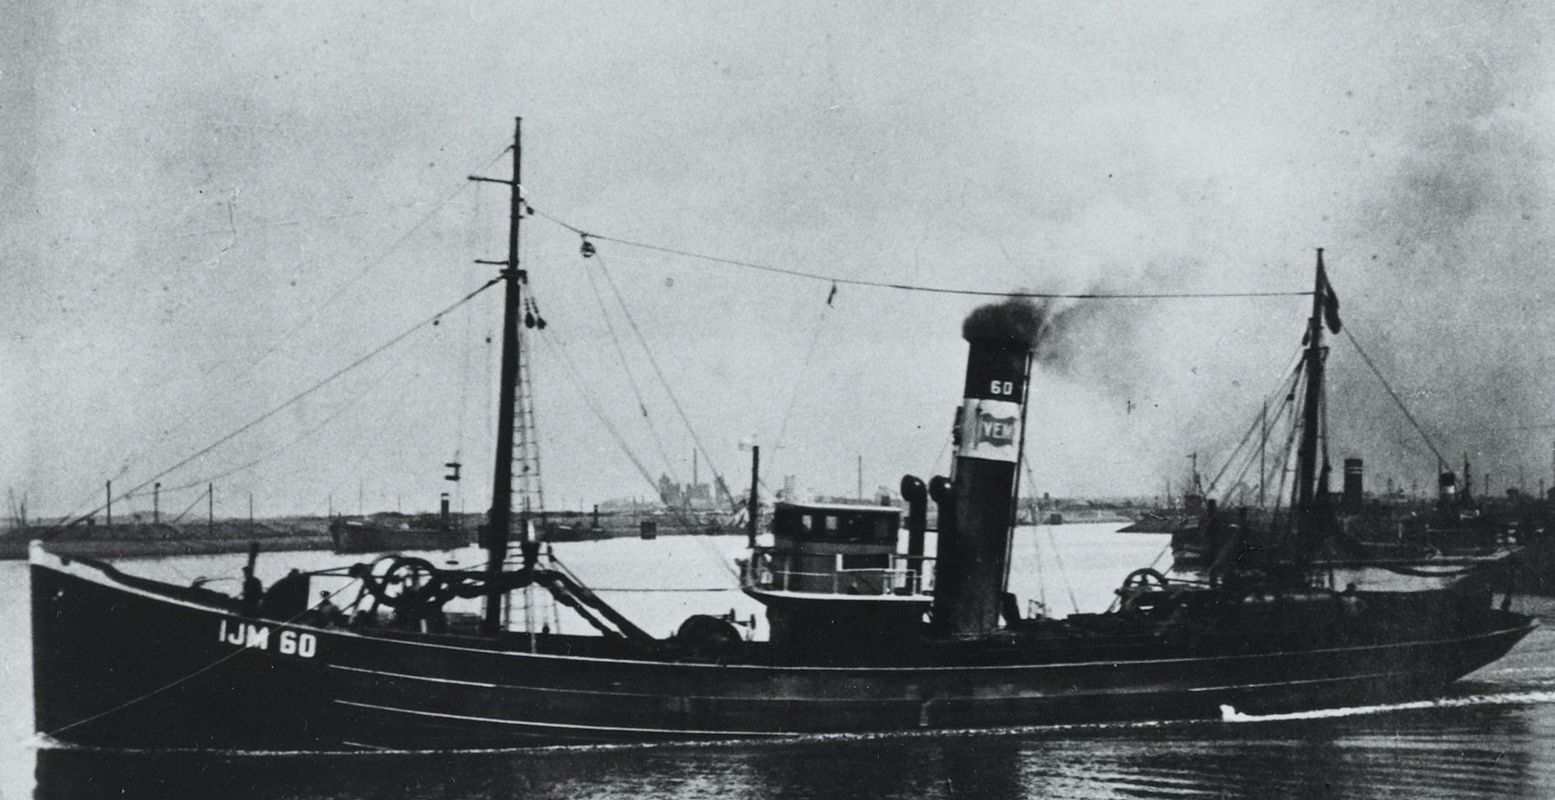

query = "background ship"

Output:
[[328, 512, 469, 555]]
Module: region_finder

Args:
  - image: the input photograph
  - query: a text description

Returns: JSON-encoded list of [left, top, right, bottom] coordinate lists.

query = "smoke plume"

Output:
[[961, 297, 1048, 348]]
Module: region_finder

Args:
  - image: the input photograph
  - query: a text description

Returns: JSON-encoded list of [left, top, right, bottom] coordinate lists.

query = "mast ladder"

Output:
[[513, 332, 546, 528]]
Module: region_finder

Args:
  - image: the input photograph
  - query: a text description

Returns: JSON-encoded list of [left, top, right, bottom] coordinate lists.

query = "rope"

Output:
[[584, 586, 738, 593], [135, 345, 416, 497], [58, 144, 513, 528], [166, 486, 209, 525], [1044, 526, 1081, 615], [1341, 325, 1449, 469], [1205, 403, 1272, 497], [534, 320, 741, 584], [533, 330, 661, 492], [252, 145, 510, 368], [45, 579, 360, 739], [529, 333, 741, 583], [1273, 368, 1305, 514], [580, 260, 679, 480], [551, 266, 744, 581], [67, 277, 502, 527], [513, 326, 743, 582], [1221, 410, 1273, 507], [535, 210, 1312, 300], [1207, 355, 1304, 503], [1455, 422, 1555, 433], [592, 253, 736, 511], [1021, 457, 1080, 614], [770, 296, 834, 462], [1253, 393, 1298, 505], [1022, 458, 1049, 614]]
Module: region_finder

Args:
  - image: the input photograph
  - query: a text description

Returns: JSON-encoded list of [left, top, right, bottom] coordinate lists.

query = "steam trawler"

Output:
[[31, 121, 1535, 750], [1164, 256, 1522, 595]]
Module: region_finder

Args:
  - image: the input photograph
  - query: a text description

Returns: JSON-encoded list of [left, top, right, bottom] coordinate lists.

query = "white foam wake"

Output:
[[1220, 689, 1555, 723]]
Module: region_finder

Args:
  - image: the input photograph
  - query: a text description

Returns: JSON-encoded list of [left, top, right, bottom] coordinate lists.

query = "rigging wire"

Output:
[[1219, 393, 1298, 506], [533, 208, 1313, 300], [1022, 457, 1049, 615], [1341, 324, 1449, 470], [532, 330, 665, 495], [1021, 456, 1079, 614], [1043, 526, 1082, 615], [1272, 366, 1307, 514], [579, 259, 679, 481], [1204, 407, 1274, 499], [299, 330, 450, 513], [533, 325, 740, 581], [1204, 350, 1305, 501], [585, 586, 740, 593], [64, 144, 516, 526], [454, 185, 485, 517], [252, 144, 512, 368], [1259, 393, 1300, 502], [124, 338, 422, 499], [166, 485, 209, 525], [64, 276, 503, 528], [591, 252, 737, 511], [1454, 422, 1555, 433], [321, 328, 450, 510], [769, 293, 835, 465]]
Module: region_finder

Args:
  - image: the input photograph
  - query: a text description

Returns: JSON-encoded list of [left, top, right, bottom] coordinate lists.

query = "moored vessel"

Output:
[[329, 512, 470, 555]]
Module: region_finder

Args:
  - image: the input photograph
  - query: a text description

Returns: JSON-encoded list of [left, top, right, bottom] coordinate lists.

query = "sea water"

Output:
[[6, 524, 1555, 799]]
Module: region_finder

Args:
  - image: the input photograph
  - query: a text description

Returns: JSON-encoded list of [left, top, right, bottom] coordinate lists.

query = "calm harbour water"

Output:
[[5, 524, 1555, 799]]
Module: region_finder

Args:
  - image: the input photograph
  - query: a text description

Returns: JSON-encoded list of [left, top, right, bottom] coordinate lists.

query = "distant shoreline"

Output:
[[0, 531, 337, 560], [0, 513, 736, 560]]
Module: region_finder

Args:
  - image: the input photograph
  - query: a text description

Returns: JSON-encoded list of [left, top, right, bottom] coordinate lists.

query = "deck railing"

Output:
[[742, 548, 935, 597]]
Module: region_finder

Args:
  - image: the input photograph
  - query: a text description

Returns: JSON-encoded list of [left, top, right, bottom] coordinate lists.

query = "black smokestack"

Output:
[[1438, 469, 1458, 508], [1342, 459, 1364, 509], [932, 298, 1038, 638]]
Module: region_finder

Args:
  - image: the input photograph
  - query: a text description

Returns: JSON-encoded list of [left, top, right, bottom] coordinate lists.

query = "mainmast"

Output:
[[471, 118, 526, 635], [1293, 248, 1329, 546]]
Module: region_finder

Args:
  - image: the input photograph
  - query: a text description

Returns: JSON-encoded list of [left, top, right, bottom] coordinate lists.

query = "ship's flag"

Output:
[[1322, 275, 1342, 334], [1317, 252, 1342, 334]]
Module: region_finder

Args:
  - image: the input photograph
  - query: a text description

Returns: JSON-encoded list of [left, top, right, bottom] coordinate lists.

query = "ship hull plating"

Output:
[[32, 549, 1533, 751]]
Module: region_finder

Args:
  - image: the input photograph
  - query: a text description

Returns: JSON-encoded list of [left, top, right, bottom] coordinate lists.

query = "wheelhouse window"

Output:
[[837, 513, 893, 543], [773, 505, 899, 544]]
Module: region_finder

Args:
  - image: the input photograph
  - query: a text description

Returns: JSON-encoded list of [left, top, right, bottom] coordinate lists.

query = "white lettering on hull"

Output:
[[217, 619, 316, 658]]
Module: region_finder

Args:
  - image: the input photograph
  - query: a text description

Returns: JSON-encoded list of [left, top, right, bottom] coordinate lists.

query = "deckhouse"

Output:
[[742, 501, 933, 653]]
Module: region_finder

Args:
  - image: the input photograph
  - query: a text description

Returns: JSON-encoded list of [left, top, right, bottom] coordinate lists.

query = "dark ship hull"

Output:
[[32, 545, 1534, 750], [330, 518, 469, 555], [1118, 513, 1198, 534]]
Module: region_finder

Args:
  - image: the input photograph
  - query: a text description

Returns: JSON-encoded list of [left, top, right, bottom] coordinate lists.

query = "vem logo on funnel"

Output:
[[977, 413, 1017, 447], [957, 399, 1021, 462]]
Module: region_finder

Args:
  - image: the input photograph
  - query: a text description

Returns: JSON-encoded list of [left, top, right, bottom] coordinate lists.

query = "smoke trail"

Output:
[[961, 297, 1048, 348], [1319, 15, 1555, 492]]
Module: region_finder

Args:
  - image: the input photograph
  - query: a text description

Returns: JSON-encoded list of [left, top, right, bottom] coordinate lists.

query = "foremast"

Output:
[[471, 117, 534, 635]]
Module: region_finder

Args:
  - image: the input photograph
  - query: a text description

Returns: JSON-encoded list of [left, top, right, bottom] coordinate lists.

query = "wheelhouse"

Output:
[[746, 502, 932, 596]]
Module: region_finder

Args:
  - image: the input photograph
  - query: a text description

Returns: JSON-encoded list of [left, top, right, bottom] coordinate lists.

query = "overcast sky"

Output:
[[4, 1, 1553, 520]]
